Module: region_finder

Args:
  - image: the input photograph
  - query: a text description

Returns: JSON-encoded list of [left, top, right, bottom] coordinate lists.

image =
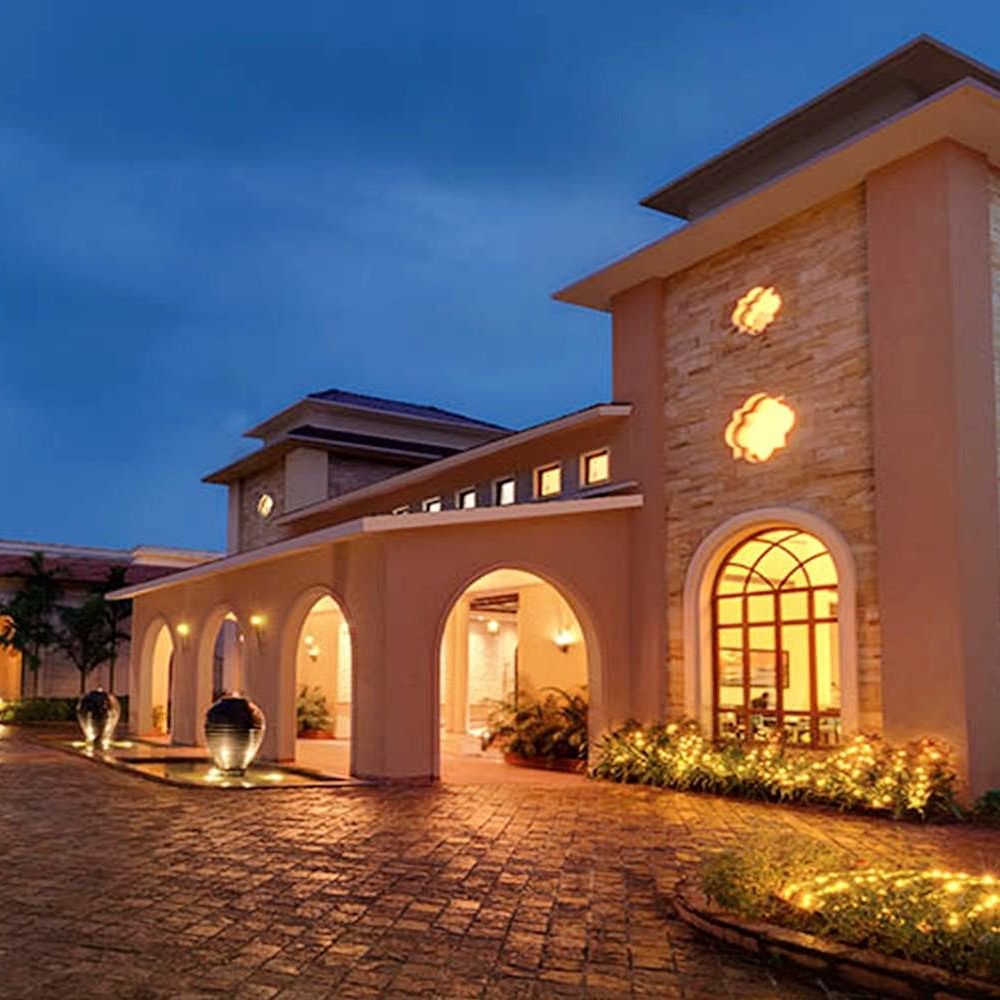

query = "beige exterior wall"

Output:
[[991, 167, 1000, 501], [129, 506, 634, 779], [516, 582, 587, 696], [660, 188, 882, 730]]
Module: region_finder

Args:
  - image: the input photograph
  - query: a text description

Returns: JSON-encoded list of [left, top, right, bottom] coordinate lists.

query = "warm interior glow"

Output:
[[439, 569, 587, 737], [295, 594, 351, 741], [554, 628, 577, 652], [249, 614, 265, 629], [459, 489, 477, 509], [713, 527, 840, 745], [423, 497, 443, 512], [583, 450, 610, 485], [536, 464, 562, 497], [725, 393, 796, 463], [732, 285, 782, 335], [256, 493, 275, 518], [496, 478, 516, 506]]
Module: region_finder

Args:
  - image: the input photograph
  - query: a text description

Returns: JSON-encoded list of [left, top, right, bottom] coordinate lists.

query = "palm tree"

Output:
[[0, 552, 61, 696], [96, 566, 131, 693], [57, 596, 112, 694]]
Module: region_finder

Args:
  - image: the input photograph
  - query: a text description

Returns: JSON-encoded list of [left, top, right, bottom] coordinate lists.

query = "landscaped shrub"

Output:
[[591, 719, 959, 820], [700, 833, 1000, 980], [0, 694, 128, 726], [0, 697, 78, 723], [482, 688, 588, 760], [296, 686, 332, 735]]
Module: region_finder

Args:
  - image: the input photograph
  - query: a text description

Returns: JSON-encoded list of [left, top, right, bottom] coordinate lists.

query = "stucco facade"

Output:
[[115, 38, 1000, 796]]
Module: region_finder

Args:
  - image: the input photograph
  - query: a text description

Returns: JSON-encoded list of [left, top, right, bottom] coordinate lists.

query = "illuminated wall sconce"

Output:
[[732, 285, 782, 335], [553, 628, 577, 653], [486, 619, 500, 635], [176, 622, 191, 646], [725, 393, 796, 463], [256, 493, 275, 519], [248, 613, 266, 650]]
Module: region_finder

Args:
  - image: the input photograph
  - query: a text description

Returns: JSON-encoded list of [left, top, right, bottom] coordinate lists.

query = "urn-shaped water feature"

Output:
[[76, 688, 121, 749], [204, 693, 265, 774]]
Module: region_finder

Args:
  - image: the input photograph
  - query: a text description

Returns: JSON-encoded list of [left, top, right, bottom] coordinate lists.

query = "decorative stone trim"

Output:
[[668, 878, 1000, 999]]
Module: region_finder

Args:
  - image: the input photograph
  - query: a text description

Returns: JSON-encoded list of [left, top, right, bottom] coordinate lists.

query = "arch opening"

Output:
[[711, 526, 842, 745], [292, 594, 352, 773], [437, 568, 589, 767], [210, 613, 247, 700], [148, 623, 175, 737]]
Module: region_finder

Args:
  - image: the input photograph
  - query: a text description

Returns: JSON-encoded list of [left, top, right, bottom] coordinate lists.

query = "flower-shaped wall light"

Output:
[[725, 393, 796, 463], [732, 286, 782, 335]]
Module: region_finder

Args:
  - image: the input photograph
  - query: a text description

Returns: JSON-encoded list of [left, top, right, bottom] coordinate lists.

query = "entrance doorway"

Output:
[[293, 594, 351, 776], [438, 568, 588, 770]]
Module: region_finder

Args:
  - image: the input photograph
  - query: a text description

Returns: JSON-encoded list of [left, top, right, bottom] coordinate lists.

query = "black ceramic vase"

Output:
[[204, 693, 265, 774], [76, 689, 121, 749]]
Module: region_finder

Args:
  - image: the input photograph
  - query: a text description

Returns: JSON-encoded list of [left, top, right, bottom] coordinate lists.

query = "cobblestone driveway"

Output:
[[1, 729, 997, 999]]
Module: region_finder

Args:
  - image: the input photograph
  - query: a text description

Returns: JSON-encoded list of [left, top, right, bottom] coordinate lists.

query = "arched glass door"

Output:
[[712, 528, 840, 745]]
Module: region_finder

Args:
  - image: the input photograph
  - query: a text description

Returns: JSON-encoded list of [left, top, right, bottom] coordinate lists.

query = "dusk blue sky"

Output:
[[2, 2, 997, 552]]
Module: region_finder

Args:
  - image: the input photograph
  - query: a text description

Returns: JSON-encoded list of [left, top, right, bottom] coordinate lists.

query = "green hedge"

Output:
[[0, 695, 129, 724], [591, 720, 959, 820]]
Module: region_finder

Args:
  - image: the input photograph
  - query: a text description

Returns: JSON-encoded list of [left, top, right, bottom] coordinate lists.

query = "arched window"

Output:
[[712, 527, 840, 745]]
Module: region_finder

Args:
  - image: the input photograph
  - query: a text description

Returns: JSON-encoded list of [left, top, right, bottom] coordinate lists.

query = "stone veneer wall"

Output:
[[238, 463, 287, 551], [662, 187, 882, 732], [328, 457, 412, 501]]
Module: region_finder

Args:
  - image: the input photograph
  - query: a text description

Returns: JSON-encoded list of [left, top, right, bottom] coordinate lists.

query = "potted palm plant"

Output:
[[296, 686, 335, 739], [482, 688, 588, 772]]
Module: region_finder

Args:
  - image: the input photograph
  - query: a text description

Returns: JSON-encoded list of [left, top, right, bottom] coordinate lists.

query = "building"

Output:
[[0, 539, 218, 700], [113, 37, 1000, 796]]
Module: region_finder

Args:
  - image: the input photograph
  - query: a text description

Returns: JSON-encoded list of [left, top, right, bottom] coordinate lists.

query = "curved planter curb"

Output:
[[668, 877, 1000, 999], [502, 751, 586, 773]]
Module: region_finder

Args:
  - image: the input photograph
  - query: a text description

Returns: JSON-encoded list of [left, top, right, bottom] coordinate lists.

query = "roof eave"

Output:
[[275, 403, 633, 527], [554, 80, 1000, 312], [108, 493, 644, 602]]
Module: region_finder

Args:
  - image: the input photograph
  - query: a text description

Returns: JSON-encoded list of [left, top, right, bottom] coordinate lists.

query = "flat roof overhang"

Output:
[[555, 80, 1000, 312], [107, 493, 644, 602], [275, 402, 632, 526]]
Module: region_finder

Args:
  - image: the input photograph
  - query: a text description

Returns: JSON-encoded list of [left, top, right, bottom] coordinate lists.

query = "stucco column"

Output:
[[248, 619, 292, 762], [444, 598, 469, 734], [611, 278, 667, 723], [169, 629, 202, 746], [866, 140, 1000, 797], [128, 602, 154, 737], [351, 540, 437, 781]]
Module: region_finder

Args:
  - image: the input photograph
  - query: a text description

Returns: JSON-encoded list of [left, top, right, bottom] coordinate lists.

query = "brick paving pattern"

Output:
[[0, 728, 997, 999]]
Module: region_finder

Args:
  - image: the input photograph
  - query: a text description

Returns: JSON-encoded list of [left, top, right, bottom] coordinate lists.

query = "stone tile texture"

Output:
[[1, 728, 997, 999]]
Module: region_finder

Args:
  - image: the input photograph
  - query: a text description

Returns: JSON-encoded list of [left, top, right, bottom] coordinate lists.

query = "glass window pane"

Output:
[[782, 623, 811, 714], [715, 596, 742, 625], [815, 622, 840, 710], [780, 591, 809, 621], [716, 634, 744, 707], [583, 450, 610, 484], [746, 626, 778, 715], [537, 465, 561, 497], [804, 552, 837, 587], [746, 593, 774, 623]]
